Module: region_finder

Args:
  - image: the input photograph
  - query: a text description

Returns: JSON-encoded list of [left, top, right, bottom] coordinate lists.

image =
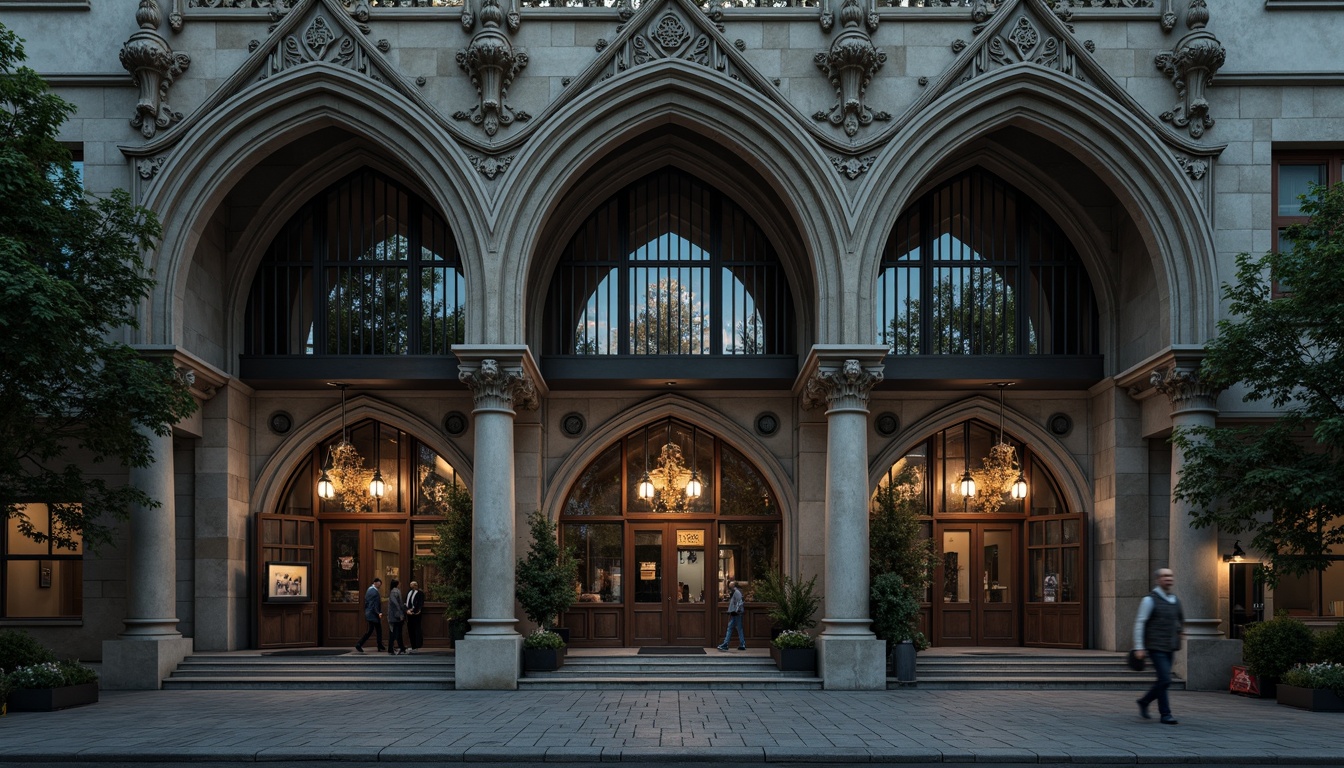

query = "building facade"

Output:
[[4, 0, 1341, 689]]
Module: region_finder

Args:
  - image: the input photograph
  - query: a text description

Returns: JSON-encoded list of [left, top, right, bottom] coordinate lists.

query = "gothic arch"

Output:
[[541, 394, 800, 570], [853, 65, 1218, 353], [251, 394, 474, 523], [133, 65, 488, 357], [493, 61, 841, 347]]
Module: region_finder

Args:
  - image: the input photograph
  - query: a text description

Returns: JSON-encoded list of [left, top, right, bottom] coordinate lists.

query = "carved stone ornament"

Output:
[[469, 153, 515, 180], [961, 13, 1085, 85], [256, 11, 385, 83], [454, 0, 530, 137], [120, 1, 191, 139], [1149, 365, 1219, 412], [831, 155, 876, 180], [1154, 0, 1225, 139], [136, 156, 168, 179], [604, 8, 742, 84], [801, 358, 884, 412], [812, 0, 890, 138], [459, 358, 539, 412], [1174, 152, 1208, 181]]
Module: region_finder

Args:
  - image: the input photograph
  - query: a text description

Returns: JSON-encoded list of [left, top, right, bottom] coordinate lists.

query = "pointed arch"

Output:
[[854, 65, 1218, 353], [133, 65, 488, 355], [251, 394, 473, 522]]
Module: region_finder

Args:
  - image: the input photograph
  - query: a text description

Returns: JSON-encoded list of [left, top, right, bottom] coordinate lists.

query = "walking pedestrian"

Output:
[[354, 577, 384, 653], [387, 578, 408, 655], [405, 580, 425, 654], [1133, 567, 1183, 724], [717, 580, 746, 651]]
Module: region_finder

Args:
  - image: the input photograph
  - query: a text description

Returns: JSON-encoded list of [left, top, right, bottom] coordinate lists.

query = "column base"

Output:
[[454, 634, 523, 690], [818, 635, 886, 690], [1176, 637, 1242, 692], [101, 636, 194, 690]]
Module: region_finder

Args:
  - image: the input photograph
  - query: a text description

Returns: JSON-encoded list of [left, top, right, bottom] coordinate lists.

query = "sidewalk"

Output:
[[1, 686, 1340, 764]]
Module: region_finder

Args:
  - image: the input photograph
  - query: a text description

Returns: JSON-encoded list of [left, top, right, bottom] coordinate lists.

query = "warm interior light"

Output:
[[638, 472, 656, 500], [317, 469, 336, 500], [1011, 472, 1028, 500], [368, 468, 386, 500], [1224, 540, 1246, 563], [958, 469, 977, 498], [685, 471, 702, 500]]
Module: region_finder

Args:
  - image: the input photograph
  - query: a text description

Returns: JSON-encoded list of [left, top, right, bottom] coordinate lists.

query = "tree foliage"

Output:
[[869, 471, 938, 591], [515, 509, 578, 629], [884, 269, 1037, 355], [0, 24, 195, 551], [1173, 181, 1344, 585], [421, 480, 472, 623], [629, 278, 707, 354]]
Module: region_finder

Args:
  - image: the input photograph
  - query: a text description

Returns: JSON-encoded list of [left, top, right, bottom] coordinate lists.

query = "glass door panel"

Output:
[[630, 529, 666, 644], [671, 526, 711, 645]]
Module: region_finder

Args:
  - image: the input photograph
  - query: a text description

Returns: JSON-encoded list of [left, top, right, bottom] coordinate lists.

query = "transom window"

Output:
[[877, 169, 1098, 356], [545, 168, 795, 357], [244, 169, 464, 356]]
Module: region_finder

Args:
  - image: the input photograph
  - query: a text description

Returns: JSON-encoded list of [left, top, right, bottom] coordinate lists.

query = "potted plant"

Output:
[[421, 481, 472, 644], [516, 509, 579, 658], [869, 474, 938, 682], [756, 571, 821, 671], [1241, 613, 1315, 697], [4, 660, 99, 712], [1276, 662, 1344, 711], [521, 628, 566, 672]]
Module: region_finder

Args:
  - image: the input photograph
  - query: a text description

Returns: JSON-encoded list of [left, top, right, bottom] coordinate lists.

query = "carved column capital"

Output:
[[1154, 0, 1225, 139], [1150, 365, 1220, 415], [459, 358, 539, 413], [120, 1, 190, 139], [802, 358, 884, 413]]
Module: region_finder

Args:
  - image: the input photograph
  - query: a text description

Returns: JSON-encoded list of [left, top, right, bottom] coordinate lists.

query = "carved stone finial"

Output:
[[812, 0, 890, 138], [120, 1, 191, 139], [1150, 366, 1220, 413], [1160, 0, 1176, 32], [459, 358, 539, 412], [1154, 0, 1225, 139], [453, 0, 529, 137], [802, 358, 884, 413], [169, 0, 185, 33]]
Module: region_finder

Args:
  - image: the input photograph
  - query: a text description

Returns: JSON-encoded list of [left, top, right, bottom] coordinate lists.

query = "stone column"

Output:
[[452, 346, 545, 689], [101, 423, 194, 689], [1151, 364, 1240, 689], [796, 345, 888, 690]]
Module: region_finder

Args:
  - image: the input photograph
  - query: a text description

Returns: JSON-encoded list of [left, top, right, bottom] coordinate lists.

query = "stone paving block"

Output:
[[256, 746, 384, 761], [380, 745, 467, 761], [464, 745, 549, 761], [761, 745, 873, 762]]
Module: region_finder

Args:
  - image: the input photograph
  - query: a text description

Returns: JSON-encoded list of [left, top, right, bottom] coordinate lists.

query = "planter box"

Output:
[[523, 647, 565, 672], [770, 646, 817, 672], [6, 683, 99, 712], [1276, 684, 1344, 712]]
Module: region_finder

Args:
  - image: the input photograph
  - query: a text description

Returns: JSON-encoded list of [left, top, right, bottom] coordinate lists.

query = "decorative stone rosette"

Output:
[[120, 1, 191, 139]]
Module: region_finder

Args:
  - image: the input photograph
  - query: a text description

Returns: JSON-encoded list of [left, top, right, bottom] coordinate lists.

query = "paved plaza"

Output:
[[0, 687, 1340, 765]]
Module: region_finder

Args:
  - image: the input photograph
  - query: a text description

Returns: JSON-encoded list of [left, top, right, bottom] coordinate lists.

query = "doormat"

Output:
[[262, 649, 352, 657], [638, 647, 706, 655]]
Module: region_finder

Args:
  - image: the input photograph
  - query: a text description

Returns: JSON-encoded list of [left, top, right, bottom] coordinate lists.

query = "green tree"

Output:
[[1173, 181, 1344, 585], [421, 480, 472, 625], [516, 509, 579, 630], [884, 268, 1038, 355], [0, 24, 196, 551], [629, 278, 707, 354], [869, 467, 937, 647]]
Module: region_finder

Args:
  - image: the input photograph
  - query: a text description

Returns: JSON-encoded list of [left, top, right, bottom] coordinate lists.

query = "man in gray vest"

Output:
[[1133, 568, 1183, 724]]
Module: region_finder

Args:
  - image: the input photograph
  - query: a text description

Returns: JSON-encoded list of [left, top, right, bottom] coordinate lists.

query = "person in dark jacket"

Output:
[[387, 578, 407, 655], [405, 581, 425, 654], [717, 580, 746, 651], [1133, 568, 1183, 724], [354, 577, 384, 653]]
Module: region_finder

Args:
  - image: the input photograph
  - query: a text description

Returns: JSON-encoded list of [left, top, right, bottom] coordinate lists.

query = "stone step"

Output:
[[904, 677, 1184, 690], [517, 676, 823, 690], [162, 676, 454, 691]]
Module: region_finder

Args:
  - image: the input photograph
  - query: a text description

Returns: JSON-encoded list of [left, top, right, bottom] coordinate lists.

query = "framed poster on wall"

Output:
[[265, 562, 312, 603]]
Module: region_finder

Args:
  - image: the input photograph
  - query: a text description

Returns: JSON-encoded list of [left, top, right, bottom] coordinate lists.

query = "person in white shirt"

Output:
[[1133, 568, 1184, 724]]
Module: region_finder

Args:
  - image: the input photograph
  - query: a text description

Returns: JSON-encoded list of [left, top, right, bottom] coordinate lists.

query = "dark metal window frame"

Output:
[[1272, 150, 1344, 297], [1, 502, 83, 620]]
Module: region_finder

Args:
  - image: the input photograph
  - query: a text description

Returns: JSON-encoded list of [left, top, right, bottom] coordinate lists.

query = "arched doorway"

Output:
[[876, 419, 1085, 649], [256, 418, 463, 649], [558, 417, 782, 647]]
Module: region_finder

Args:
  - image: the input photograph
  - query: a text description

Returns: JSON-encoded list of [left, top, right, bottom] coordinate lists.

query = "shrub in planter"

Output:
[[1242, 613, 1315, 683], [1277, 662, 1344, 712], [0, 629, 57, 673], [516, 510, 579, 633], [1314, 622, 1344, 665], [770, 630, 817, 672], [771, 629, 814, 650], [755, 571, 821, 633], [5, 660, 100, 712], [521, 628, 565, 673], [420, 482, 472, 631], [523, 628, 566, 650]]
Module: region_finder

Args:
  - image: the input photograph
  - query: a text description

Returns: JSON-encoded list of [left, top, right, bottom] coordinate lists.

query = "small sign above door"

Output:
[[676, 530, 705, 547]]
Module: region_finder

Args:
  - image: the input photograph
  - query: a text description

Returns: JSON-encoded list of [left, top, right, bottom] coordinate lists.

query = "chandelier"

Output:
[[637, 421, 704, 513], [316, 383, 386, 513], [956, 383, 1028, 514]]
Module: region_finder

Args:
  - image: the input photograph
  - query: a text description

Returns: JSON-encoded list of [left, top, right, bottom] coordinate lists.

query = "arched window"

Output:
[[545, 168, 795, 357], [876, 169, 1098, 356], [244, 169, 465, 357]]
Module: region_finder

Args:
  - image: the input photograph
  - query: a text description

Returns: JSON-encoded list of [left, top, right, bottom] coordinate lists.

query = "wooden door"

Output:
[[323, 524, 404, 646], [627, 524, 714, 646], [935, 523, 1020, 646]]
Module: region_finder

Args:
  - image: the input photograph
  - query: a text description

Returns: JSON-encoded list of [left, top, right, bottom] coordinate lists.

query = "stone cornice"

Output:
[[132, 344, 230, 401], [1113, 344, 1206, 401]]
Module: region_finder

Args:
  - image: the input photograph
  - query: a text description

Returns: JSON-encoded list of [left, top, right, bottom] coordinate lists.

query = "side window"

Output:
[[3, 503, 83, 619], [1272, 152, 1344, 295]]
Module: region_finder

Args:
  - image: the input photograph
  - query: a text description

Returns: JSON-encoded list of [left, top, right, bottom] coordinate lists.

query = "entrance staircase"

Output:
[[161, 650, 456, 690], [518, 649, 822, 690], [906, 648, 1184, 690]]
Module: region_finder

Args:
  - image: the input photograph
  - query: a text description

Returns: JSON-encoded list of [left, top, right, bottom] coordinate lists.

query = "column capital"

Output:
[[1150, 365, 1220, 416], [795, 345, 888, 413], [133, 345, 229, 401], [453, 345, 545, 413]]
